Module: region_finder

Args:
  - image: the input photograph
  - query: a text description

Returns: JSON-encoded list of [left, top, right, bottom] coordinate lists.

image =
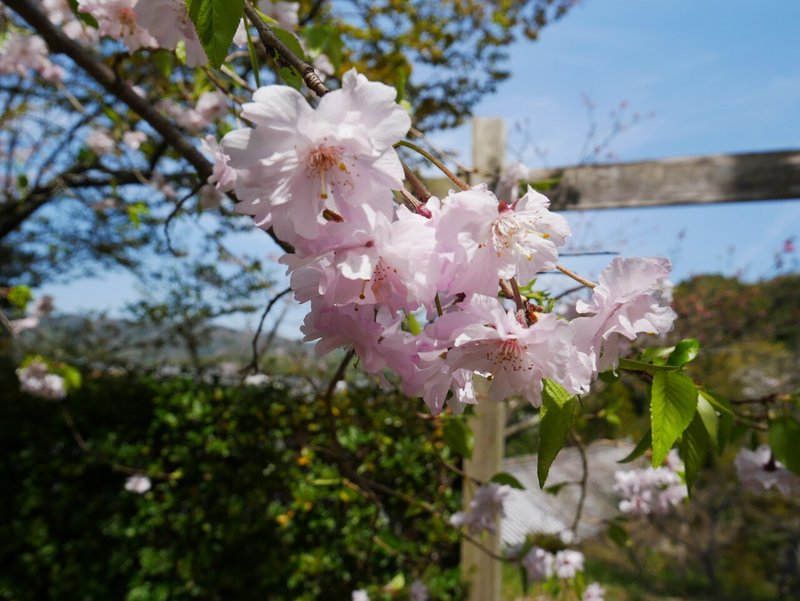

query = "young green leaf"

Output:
[[537, 379, 577, 488], [667, 338, 700, 367], [443, 417, 474, 459], [618, 357, 679, 373], [695, 391, 719, 444], [617, 430, 651, 464], [679, 412, 709, 494], [489, 472, 525, 490], [650, 371, 698, 467], [186, 0, 244, 68], [768, 416, 800, 475]]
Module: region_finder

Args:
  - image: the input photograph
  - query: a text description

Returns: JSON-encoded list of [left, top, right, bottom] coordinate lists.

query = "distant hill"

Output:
[[19, 314, 309, 368]]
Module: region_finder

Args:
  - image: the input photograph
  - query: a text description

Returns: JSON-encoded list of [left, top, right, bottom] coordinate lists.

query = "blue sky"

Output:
[[42, 0, 800, 332]]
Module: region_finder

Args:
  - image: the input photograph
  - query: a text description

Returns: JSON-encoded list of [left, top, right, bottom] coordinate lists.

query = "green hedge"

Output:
[[0, 363, 464, 600]]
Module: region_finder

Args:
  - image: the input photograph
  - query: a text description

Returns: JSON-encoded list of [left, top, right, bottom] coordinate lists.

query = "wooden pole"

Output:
[[459, 117, 507, 601]]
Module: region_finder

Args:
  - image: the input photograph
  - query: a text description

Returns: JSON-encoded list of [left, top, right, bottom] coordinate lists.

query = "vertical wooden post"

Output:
[[459, 117, 507, 601]]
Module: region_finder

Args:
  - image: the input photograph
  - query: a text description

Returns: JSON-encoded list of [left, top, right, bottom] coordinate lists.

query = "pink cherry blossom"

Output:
[[450, 483, 511, 536], [553, 549, 585, 579], [124, 475, 152, 493], [221, 70, 410, 246], [123, 131, 147, 150], [583, 582, 606, 601], [613, 449, 687, 515], [432, 295, 591, 406], [259, 0, 299, 30], [521, 547, 555, 582], [134, 0, 207, 66], [16, 360, 67, 401], [0, 32, 65, 82], [573, 257, 677, 373], [77, 0, 158, 52], [435, 185, 570, 296], [735, 445, 800, 496]]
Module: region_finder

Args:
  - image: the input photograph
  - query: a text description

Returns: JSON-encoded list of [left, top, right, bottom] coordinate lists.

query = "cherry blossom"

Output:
[[86, 129, 116, 154], [613, 449, 687, 515], [583, 582, 606, 601], [450, 482, 511, 535], [134, 0, 207, 66], [77, 0, 157, 52], [351, 590, 369, 601], [553, 549, 585, 579], [259, 0, 299, 30], [735, 445, 800, 496], [432, 294, 591, 406], [16, 360, 67, 401], [435, 185, 570, 297], [521, 547, 554, 582], [124, 475, 152, 493], [409, 580, 429, 601], [573, 257, 677, 373], [0, 32, 65, 82], [221, 69, 410, 246]]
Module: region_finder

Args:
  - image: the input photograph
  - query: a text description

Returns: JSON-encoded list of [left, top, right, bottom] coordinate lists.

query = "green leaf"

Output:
[[69, 0, 99, 27], [640, 345, 674, 365], [271, 27, 305, 89], [619, 357, 680, 373], [769, 416, 800, 475], [489, 472, 525, 490], [442, 418, 473, 459], [302, 24, 343, 72], [607, 522, 631, 548], [650, 371, 698, 467], [384, 573, 405, 592], [667, 338, 700, 367], [679, 411, 709, 494], [58, 365, 83, 392], [699, 389, 734, 453], [696, 391, 719, 445], [7, 285, 33, 310], [537, 379, 576, 488], [617, 430, 651, 464], [186, 0, 244, 68]]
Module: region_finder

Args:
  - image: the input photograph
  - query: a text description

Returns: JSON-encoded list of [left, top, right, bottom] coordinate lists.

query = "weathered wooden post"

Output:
[[459, 117, 507, 601]]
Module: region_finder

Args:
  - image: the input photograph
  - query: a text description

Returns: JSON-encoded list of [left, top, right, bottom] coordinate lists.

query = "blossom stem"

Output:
[[401, 160, 431, 202], [396, 140, 469, 191], [434, 294, 444, 317], [509, 278, 526, 312], [555, 264, 597, 289]]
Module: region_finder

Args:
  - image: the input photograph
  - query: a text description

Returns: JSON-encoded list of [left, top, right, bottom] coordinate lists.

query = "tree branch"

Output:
[[243, 2, 330, 97]]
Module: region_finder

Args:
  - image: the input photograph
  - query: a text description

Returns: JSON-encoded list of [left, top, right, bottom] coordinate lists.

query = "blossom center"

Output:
[[305, 145, 344, 175]]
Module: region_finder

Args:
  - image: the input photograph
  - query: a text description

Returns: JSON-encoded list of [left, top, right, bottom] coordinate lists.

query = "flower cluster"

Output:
[[613, 449, 687, 516], [518, 545, 605, 599], [16, 360, 67, 401], [450, 483, 512, 535], [735, 445, 800, 496], [213, 70, 677, 413]]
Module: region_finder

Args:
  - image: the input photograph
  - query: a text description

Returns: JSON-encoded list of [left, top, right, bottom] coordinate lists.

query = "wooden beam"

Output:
[[529, 149, 800, 211], [424, 149, 800, 210]]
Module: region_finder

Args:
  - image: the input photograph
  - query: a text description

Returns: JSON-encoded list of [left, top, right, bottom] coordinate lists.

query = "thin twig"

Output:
[[246, 286, 292, 372], [555, 264, 597, 289], [396, 140, 469, 191], [570, 427, 589, 537]]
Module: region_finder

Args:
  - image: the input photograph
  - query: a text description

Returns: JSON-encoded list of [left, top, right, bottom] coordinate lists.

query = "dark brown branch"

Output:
[[246, 285, 292, 373], [2, 0, 211, 179], [3, 0, 294, 254], [243, 2, 329, 97]]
